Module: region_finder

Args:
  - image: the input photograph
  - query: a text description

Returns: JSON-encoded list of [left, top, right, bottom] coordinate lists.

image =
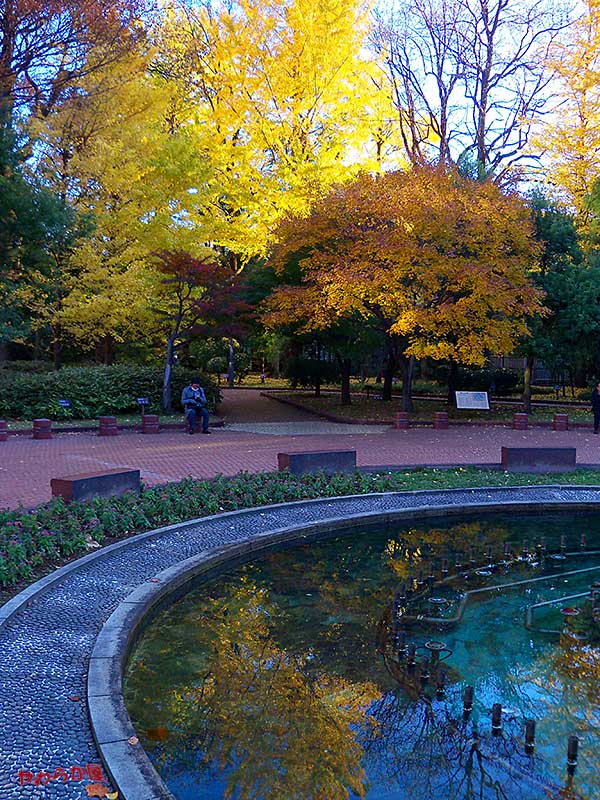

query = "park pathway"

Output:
[[1, 388, 600, 510]]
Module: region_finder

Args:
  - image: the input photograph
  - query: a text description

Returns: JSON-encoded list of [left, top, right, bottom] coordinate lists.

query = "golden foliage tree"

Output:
[[533, 0, 600, 230], [267, 165, 542, 409]]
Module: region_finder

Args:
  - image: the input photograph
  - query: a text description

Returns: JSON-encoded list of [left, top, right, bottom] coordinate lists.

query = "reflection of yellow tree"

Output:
[[508, 637, 598, 800], [165, 580, 381, 800]]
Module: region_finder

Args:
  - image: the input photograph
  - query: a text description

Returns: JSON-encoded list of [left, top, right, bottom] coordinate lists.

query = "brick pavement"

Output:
[[1, 388, 600, 510]]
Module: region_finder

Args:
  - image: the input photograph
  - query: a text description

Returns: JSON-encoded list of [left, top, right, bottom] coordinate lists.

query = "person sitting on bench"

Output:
[[181, 378, 210, 435]]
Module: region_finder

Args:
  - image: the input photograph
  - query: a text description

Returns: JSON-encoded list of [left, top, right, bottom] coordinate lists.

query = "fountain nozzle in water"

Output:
[[525, 719, 536, 754]]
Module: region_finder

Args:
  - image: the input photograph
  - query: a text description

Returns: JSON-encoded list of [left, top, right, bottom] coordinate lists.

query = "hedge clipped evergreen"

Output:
[[0, 365, 218, 420]]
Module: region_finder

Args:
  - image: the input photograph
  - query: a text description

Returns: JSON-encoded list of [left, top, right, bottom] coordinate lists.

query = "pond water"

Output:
[[124, 511, 600, 800]]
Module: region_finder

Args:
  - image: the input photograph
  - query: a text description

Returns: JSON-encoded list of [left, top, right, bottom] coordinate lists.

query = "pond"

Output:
[[124, 510, 600, 800]]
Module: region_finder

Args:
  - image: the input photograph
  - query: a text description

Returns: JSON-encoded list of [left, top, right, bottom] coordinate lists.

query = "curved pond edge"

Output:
[[83, 486, 600, 800]]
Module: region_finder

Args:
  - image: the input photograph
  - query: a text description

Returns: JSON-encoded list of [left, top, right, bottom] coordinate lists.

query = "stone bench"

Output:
[[501, 447, 576, 473], [50, 469, 141, 503], [278, 450, 357, 476]]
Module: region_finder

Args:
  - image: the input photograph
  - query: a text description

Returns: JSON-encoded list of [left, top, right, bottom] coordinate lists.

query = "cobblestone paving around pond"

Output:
[[2, 486, 600, 799]]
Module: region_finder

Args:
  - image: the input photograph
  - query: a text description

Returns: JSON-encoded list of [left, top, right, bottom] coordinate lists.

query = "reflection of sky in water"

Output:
[[124, 511, 600, 800]]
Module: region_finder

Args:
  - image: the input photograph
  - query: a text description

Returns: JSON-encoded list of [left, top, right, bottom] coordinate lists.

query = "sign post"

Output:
[[455, 391, 490, 410]]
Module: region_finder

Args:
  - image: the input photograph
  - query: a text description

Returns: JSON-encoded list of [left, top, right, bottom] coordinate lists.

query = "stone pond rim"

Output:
[[2, 485, 600, 799]]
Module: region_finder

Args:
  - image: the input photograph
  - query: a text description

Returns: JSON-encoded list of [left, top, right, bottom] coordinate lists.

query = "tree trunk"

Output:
[[383, 357, 396, 401], [163, 337, 175, 413], [53, 340, 62, 370], [447, 360, 459, 406], [103, 335, 113, 366], [314, 340, 321, 397], [228, 338, 235, 389], [340, 358, 352, 405], [522, 354, 534, 413], [400, 355, 415, 412]]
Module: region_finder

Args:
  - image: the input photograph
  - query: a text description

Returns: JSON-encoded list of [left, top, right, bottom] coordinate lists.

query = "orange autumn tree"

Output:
[[267, 165, 543, 410]]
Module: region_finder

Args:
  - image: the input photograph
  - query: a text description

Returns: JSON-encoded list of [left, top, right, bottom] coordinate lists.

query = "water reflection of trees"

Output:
[[125, 513, 599, 800], [156, 580, 381, 800]]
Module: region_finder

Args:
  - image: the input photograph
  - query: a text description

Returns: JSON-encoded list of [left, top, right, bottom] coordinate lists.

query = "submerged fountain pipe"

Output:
[[580, 533, 587, 551], [491, 703, 502, 734], [420, 657, 430, 683], [567, 735, 579, 769], [463, 686, 474, 715], [428, 564, 436, 588], [486, 545, 493, 564], [525, 719, 536, 754], [407, 643, 417, 669], [417, 569, 425, 588], [522, 540, 529, 557], [469, 547, 476, 566], [504, 542, 511, 559], [560, 535, 566, 556], [442, 558, 449, 577], [436, 670, 447, 698]]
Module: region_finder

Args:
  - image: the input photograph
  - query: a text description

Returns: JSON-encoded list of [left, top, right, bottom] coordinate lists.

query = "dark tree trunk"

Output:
[[447, 360, 459, 406], [383, 357, 396, 401], [228, 338, 235, 389], [522, 354, 534, 413], [163, 337, 175, 413], [340, 358, 352, 405], [399, 355, 415, 412], [102, 335, 113, 366]]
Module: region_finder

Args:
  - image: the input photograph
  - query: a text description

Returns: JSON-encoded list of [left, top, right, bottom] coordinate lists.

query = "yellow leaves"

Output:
[[268, 164, 541, 364]]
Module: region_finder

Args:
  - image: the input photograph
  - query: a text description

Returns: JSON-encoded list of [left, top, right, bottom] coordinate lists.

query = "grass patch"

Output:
[[278, 392, 594, 424], [2, 467, 600, 603]]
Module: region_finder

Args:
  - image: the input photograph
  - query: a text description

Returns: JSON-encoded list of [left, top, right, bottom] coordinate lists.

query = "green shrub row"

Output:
[[2, 467, 600, 590], [0, 365, 218, 420]]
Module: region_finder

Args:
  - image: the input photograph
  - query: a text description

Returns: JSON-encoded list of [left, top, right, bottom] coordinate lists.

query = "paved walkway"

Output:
[[1, 389, 600, 510]]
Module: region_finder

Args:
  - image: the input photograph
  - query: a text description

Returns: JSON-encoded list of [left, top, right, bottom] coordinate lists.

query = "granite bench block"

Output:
[[51, 469, 141, 502], [278, 450, 357, 475], [501, 447, 576, 473]]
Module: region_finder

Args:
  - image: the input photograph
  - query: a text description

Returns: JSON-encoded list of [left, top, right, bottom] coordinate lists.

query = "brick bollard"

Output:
[[32, 418, 52, 440], [98, 416, 119, 436], [394, 412, 410, 430], [141, 414, 160, 434], [434, 411, 449, 430], [553, 413, 569, 431], [0, 419, 7, 441], [513, 412, 529, 430]]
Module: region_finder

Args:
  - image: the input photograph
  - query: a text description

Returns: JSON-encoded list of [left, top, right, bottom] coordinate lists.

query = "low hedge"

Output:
[[0, 365, 218, 420], [2, 467, 600, 591]]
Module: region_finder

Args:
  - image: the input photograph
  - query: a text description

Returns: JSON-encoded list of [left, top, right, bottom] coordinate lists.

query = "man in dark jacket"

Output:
[[181, 378, 210, 435], [592, 382, 600, 434]]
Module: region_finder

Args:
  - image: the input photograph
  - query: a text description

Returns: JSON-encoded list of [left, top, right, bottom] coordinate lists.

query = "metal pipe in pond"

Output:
[[580, 533, 587, 551], [525, 719, 536, 754], [491, 703, 502, 734], [436, 669, 447, 698], [442, 558, 449, 577], [567, 735, 579, 769], [407, 643, 416, 669], [463, 685, 474, 715]]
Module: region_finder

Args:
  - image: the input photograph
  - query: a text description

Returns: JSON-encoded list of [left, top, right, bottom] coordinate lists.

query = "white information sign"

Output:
[[455, 391, 490, 410]]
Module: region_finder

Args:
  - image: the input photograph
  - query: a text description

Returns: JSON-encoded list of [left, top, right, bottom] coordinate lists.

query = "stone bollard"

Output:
[[33, 418, 52, 440], [553, 413, 569, 431], [0, 419, 7, 442], [98, 416, 119, 436], [394, 412, 410, 430], [434, 411, 449, 430], [141, 414, 160, 434], [513, 412, 528, 431]]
